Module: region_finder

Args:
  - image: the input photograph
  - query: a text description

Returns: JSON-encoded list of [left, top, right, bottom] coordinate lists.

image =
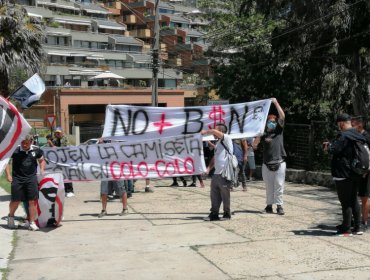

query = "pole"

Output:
[[151, 0, 160, 107]]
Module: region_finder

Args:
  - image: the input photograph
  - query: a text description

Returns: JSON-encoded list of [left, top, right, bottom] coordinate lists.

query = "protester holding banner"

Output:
[[202, 124, 233, 221], [48, 127, 75, 197], [6, 135, 45, 231], [255, 98, 286, 215]]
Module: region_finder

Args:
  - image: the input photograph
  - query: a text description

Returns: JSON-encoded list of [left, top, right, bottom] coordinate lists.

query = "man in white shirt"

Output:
[[201, 124, 233, 221]]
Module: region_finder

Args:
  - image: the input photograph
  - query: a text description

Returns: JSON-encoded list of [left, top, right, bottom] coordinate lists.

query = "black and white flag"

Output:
[[11, 74, 46, 109]]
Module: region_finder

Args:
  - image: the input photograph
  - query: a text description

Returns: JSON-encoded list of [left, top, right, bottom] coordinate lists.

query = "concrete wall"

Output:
[[254, 166, 335, 189]]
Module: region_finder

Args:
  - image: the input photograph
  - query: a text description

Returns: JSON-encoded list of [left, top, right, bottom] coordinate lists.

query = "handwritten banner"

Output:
[[42, 134, 206, 181], [0, 97, 32, 175], [102, 99, 271, 140]]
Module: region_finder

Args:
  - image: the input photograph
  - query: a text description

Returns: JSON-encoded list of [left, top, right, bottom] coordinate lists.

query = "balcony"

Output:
[[125, 15, 136, 24], [129, 29, 151, 38]]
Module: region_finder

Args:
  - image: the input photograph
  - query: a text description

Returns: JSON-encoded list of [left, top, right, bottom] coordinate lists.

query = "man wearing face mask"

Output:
[[255, 98, 286, 215]]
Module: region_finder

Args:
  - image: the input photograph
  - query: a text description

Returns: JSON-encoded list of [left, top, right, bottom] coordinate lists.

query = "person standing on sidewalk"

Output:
[[255, 98, 286, 215], [324, 113, 365, 236], [5, 135, 45, 231], [201, 123, 233, 221], [47, 127, 75, 197], [351, 115, 370, 232]]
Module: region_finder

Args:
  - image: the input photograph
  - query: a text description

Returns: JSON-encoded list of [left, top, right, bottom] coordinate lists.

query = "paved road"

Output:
[[1, 179, 370, 280]]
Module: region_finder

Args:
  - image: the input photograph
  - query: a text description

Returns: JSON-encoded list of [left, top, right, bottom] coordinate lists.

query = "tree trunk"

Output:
[[351, 50, 367, 116], [0, 69, 10, 98]]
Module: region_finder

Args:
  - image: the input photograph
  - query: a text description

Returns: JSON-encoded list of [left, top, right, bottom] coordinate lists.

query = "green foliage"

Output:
[[0, 174, 10, 194], [0, 0, 45, 97], [199, 0, 370, 123]]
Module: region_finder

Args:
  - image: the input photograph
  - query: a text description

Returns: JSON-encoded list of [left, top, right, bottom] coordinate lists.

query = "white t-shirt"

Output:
[[214, 134, 233, 174]]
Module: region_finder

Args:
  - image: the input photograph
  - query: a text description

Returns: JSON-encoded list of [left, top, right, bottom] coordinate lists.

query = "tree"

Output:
[[0, 0, 44, 98], [199, 0, 370, 122]]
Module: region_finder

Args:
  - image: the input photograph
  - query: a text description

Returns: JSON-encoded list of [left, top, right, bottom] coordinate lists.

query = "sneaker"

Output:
[[119, 209, 129, 216], [28, 222, 39, 231], [264, 205, 273, 214], [222, 213, 231, 220], [203, 213, 220, 221], [7, 216, 16, 229], [352, 225, 364, 235], [170, 182, 179, 187], [98, 210, 107, 218], [66, 192, 75, 198], [189, 182, 196, 187], [145, 187, 154, 193], [276, 205, 285, 215], [127, 193, 132, 198], [20, 220, 30, 229], [335, 229, 353, 237]]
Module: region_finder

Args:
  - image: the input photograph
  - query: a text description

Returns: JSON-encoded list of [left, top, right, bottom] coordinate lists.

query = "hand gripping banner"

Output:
[[42, 134, 206, 181], [102, 99, 271, 141]]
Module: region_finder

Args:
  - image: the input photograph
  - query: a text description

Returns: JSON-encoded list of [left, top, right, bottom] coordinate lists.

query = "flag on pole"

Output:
[[0, 96, 32, 175], [11, 73, 46, 109]]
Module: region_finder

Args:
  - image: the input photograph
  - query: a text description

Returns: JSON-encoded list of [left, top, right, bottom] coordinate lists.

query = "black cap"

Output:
[[336, 113, 351, 122], [351, 115, 366, 122]]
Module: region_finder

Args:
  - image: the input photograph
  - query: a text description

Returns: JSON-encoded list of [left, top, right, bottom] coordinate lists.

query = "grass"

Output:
[[0, 231, 17, 280], [0, 175, 10, 194]]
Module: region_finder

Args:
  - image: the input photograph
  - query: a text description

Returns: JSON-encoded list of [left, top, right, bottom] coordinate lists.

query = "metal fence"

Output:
[[255, 121, 334, 171]]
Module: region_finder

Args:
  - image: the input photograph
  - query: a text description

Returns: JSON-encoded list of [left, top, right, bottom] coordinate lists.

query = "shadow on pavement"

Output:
[[0, 194, 11, 202], [291, 229, 335, 236]]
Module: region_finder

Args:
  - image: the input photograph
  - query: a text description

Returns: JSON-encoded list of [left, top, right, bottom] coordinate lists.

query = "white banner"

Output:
[[42, 134, 206, 181], [102, 99, 271, 140], [36, 172, 65, 228], [0, 97, 32, 175]]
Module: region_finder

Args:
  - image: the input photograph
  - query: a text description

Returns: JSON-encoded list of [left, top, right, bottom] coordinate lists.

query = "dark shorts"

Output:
[[100, 180, 126, 196], [11, 177, 39, 201], [354, 175, 370, 197]]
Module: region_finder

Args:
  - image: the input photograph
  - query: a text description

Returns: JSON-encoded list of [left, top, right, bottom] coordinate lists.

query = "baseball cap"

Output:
[[336, 113, 351, 122], [54, 127, 63, 133]]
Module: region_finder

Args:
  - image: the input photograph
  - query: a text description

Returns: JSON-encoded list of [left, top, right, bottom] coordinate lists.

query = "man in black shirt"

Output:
[[5, 135, 45, 231], [351, 116, 370, 231], [324, 113, 366, 236]]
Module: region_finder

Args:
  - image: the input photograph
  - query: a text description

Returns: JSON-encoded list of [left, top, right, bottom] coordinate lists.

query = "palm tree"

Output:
[[0, 0, 44, 98]]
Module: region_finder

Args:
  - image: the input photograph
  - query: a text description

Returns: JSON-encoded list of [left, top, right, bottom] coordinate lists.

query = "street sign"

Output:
[[46, 115, 56, 127], [207, 100, 229, 106]]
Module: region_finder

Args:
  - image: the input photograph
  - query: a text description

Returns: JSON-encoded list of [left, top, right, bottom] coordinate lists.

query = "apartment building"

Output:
[[17, 0, 186, 137]]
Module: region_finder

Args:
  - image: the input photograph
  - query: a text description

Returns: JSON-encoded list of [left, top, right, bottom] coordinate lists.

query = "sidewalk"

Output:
[[2, 178, 370, 279]]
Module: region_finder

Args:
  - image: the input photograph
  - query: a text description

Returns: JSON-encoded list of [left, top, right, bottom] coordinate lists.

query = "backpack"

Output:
[[351, 140, 370, 175], [232, 142, 244, 168]]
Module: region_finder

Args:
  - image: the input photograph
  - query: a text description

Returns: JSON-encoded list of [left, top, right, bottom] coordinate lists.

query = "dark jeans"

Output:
[[64, 182, 74, 193], [335, 178, 360, 230], [210, 174, 232, 215]]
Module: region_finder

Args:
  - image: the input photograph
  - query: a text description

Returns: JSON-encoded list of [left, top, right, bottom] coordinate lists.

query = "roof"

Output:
[[91, 19, 126, 30], [71, 31, 109, 43], [164, 14, 190, 24], [23, 6, 54, 18], [37, 0, 80, 11], [46, 27, 72, 36], [179, 28, 205, 37], [78, 3, 110, 15], [126, 54, 152, 63], [108, 35, 143, 46], [54, 15, 91, 26]]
